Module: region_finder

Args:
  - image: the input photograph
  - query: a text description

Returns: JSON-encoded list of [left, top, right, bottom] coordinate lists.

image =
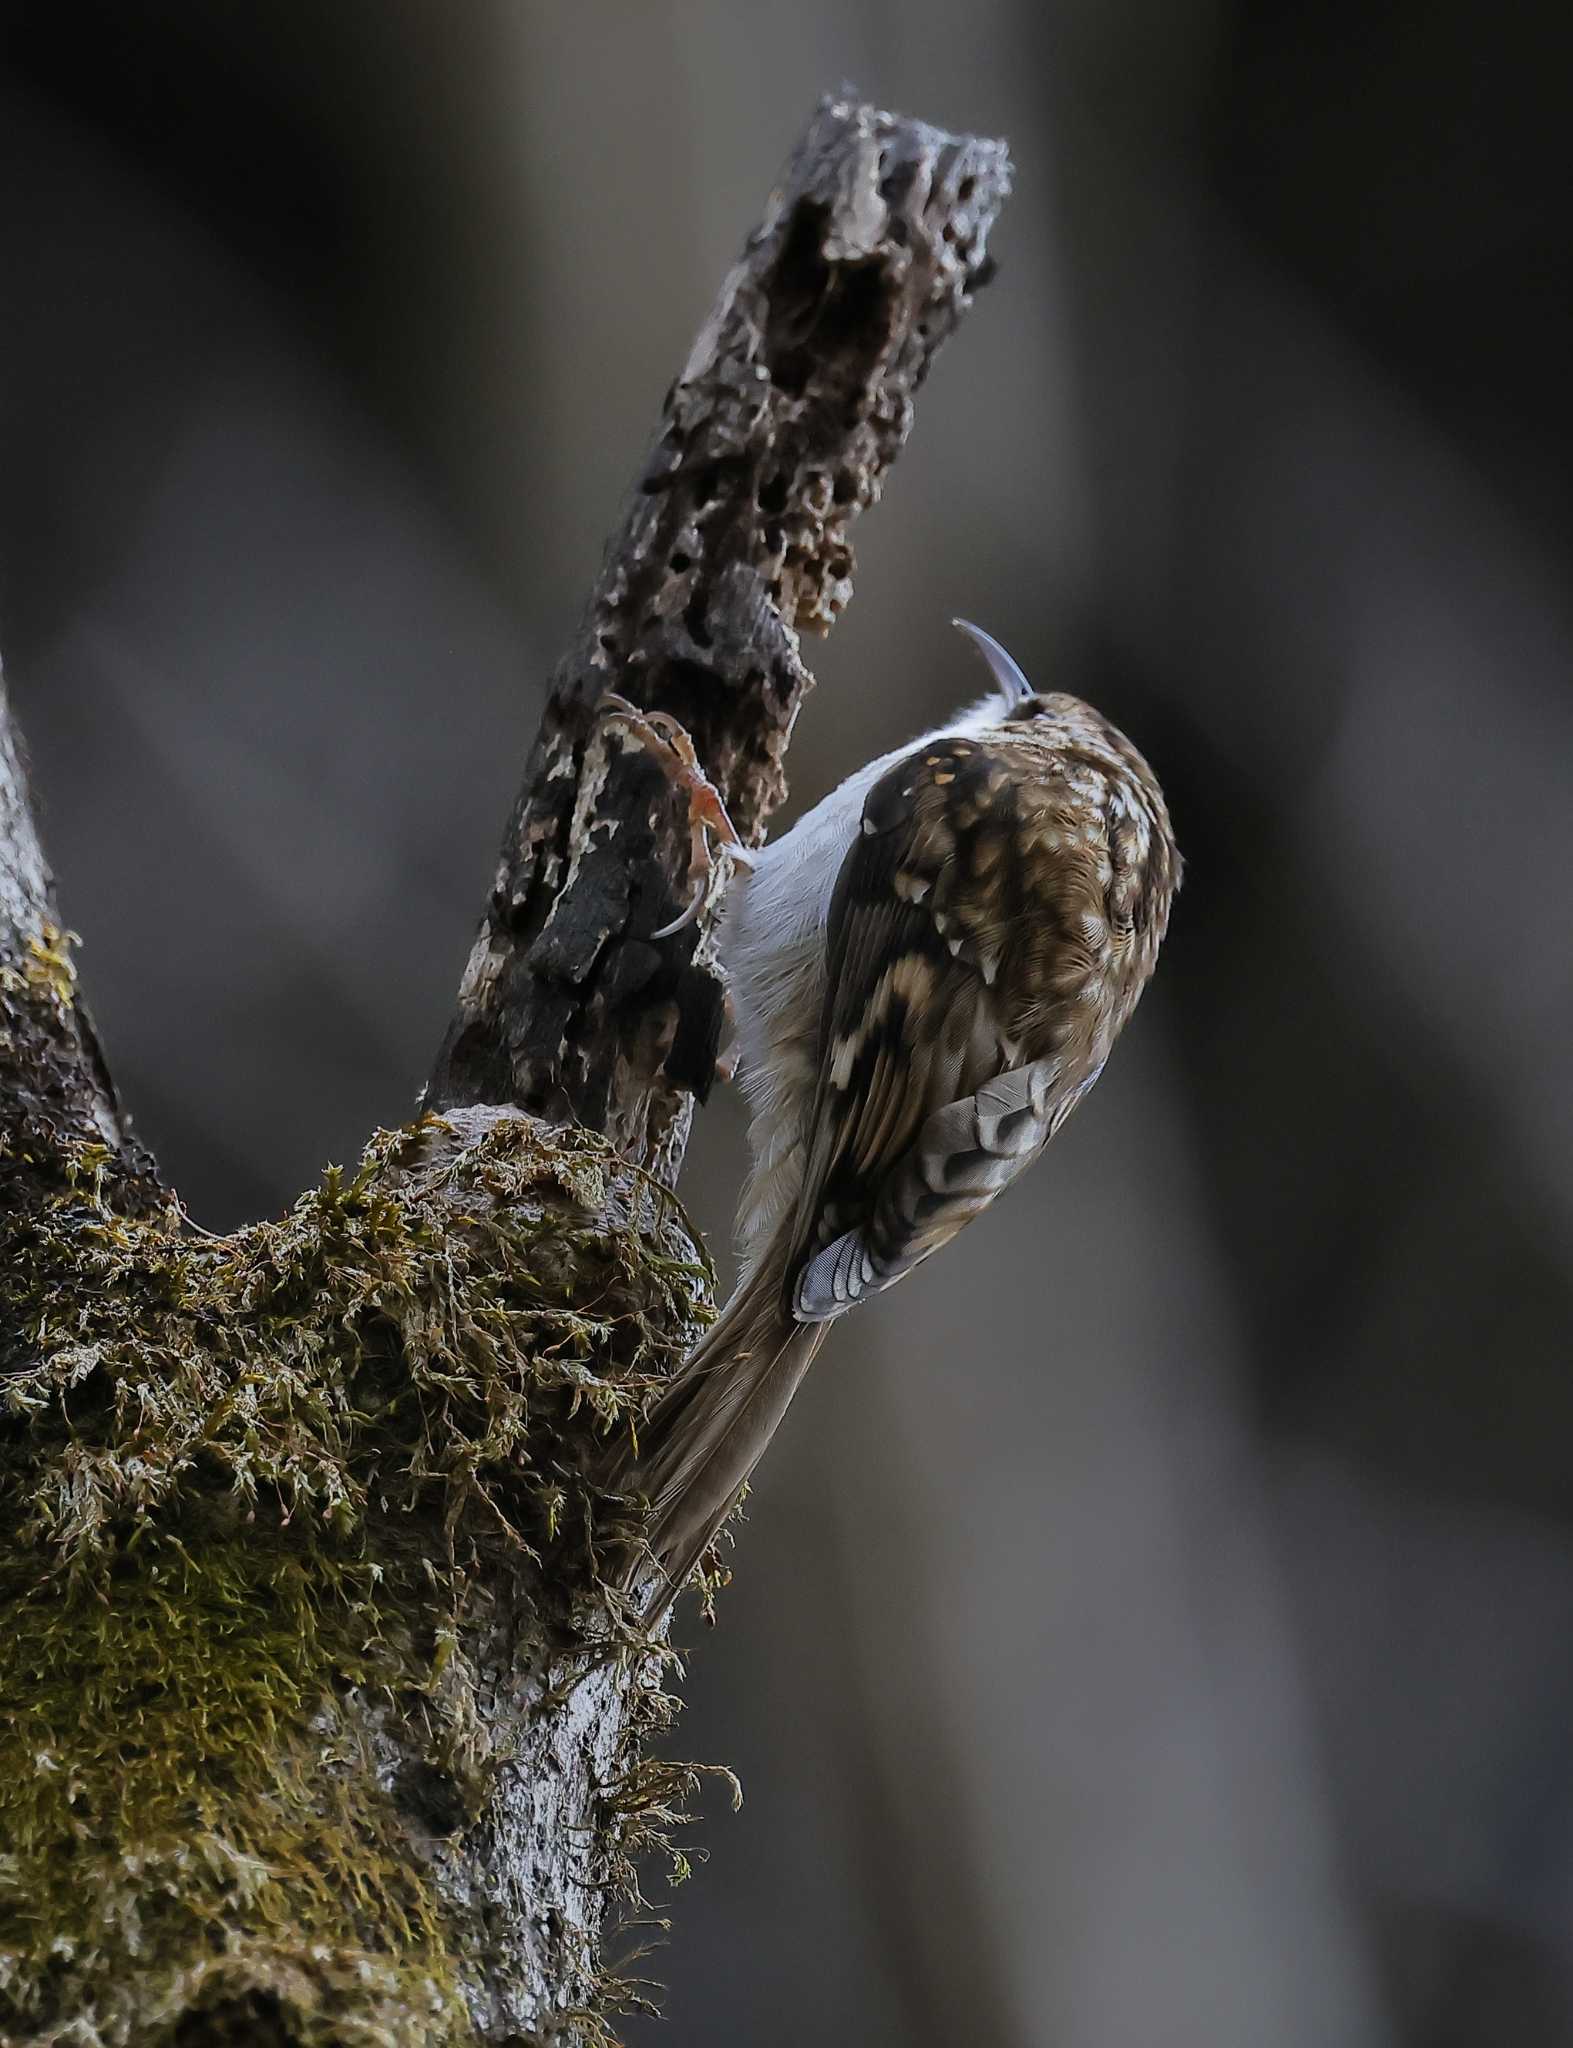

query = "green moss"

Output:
[[2, 1540, 457, 2043], [0, 1112, 713, 2046]]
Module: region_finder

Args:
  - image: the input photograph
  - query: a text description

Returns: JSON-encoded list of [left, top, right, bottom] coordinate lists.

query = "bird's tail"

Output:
[[611, 1232, 827, 1621]]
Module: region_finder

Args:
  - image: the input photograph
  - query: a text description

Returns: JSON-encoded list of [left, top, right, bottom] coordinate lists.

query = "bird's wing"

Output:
[[785, 732, 1073, 1321]]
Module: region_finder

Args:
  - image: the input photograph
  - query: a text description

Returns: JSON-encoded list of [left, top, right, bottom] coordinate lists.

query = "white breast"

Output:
[[722, 690, 1014, 1268]]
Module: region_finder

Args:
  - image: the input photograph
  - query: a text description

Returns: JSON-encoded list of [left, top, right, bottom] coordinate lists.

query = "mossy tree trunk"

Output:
[[0, 98, 1008, 2048]]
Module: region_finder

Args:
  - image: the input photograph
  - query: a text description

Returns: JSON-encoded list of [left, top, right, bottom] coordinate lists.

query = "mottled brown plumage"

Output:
[[610, 625, 1178, 1616]]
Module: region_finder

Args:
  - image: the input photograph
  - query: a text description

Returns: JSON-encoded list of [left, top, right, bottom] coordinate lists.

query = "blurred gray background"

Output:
[[3, 2, 1571, 2042]]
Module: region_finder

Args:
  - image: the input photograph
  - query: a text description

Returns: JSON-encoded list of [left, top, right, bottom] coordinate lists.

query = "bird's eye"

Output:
[[1007, 694, 1048, 721]]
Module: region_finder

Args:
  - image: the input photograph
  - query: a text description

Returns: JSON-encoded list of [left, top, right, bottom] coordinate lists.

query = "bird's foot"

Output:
[[601, 695, 754, 936]]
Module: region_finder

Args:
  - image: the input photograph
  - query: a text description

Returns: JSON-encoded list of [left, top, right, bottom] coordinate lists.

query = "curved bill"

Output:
[[951, 617, 1035, 706]]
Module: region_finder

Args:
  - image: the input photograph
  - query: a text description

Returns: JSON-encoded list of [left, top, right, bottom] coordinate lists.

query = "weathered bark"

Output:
[[0, 671, 161, 1223], [0, 97, 1009, 2048]]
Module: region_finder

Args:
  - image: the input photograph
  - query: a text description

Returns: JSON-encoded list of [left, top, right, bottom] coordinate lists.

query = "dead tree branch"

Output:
[[430, 96, 1011, 1179]]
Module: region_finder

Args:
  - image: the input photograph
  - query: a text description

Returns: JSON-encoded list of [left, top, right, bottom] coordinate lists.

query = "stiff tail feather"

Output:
[[612, 1236, 827, 1621]]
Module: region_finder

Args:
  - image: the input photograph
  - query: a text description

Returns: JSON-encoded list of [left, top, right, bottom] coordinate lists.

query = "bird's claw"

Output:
[[601, 694, 754, 937]]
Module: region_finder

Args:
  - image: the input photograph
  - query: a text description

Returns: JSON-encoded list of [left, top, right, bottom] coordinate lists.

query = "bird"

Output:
[[611, 620, 1179, 1619]]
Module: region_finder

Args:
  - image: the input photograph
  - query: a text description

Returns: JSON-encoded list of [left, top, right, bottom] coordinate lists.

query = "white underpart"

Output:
[[723, 689, 1017, 1274]]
